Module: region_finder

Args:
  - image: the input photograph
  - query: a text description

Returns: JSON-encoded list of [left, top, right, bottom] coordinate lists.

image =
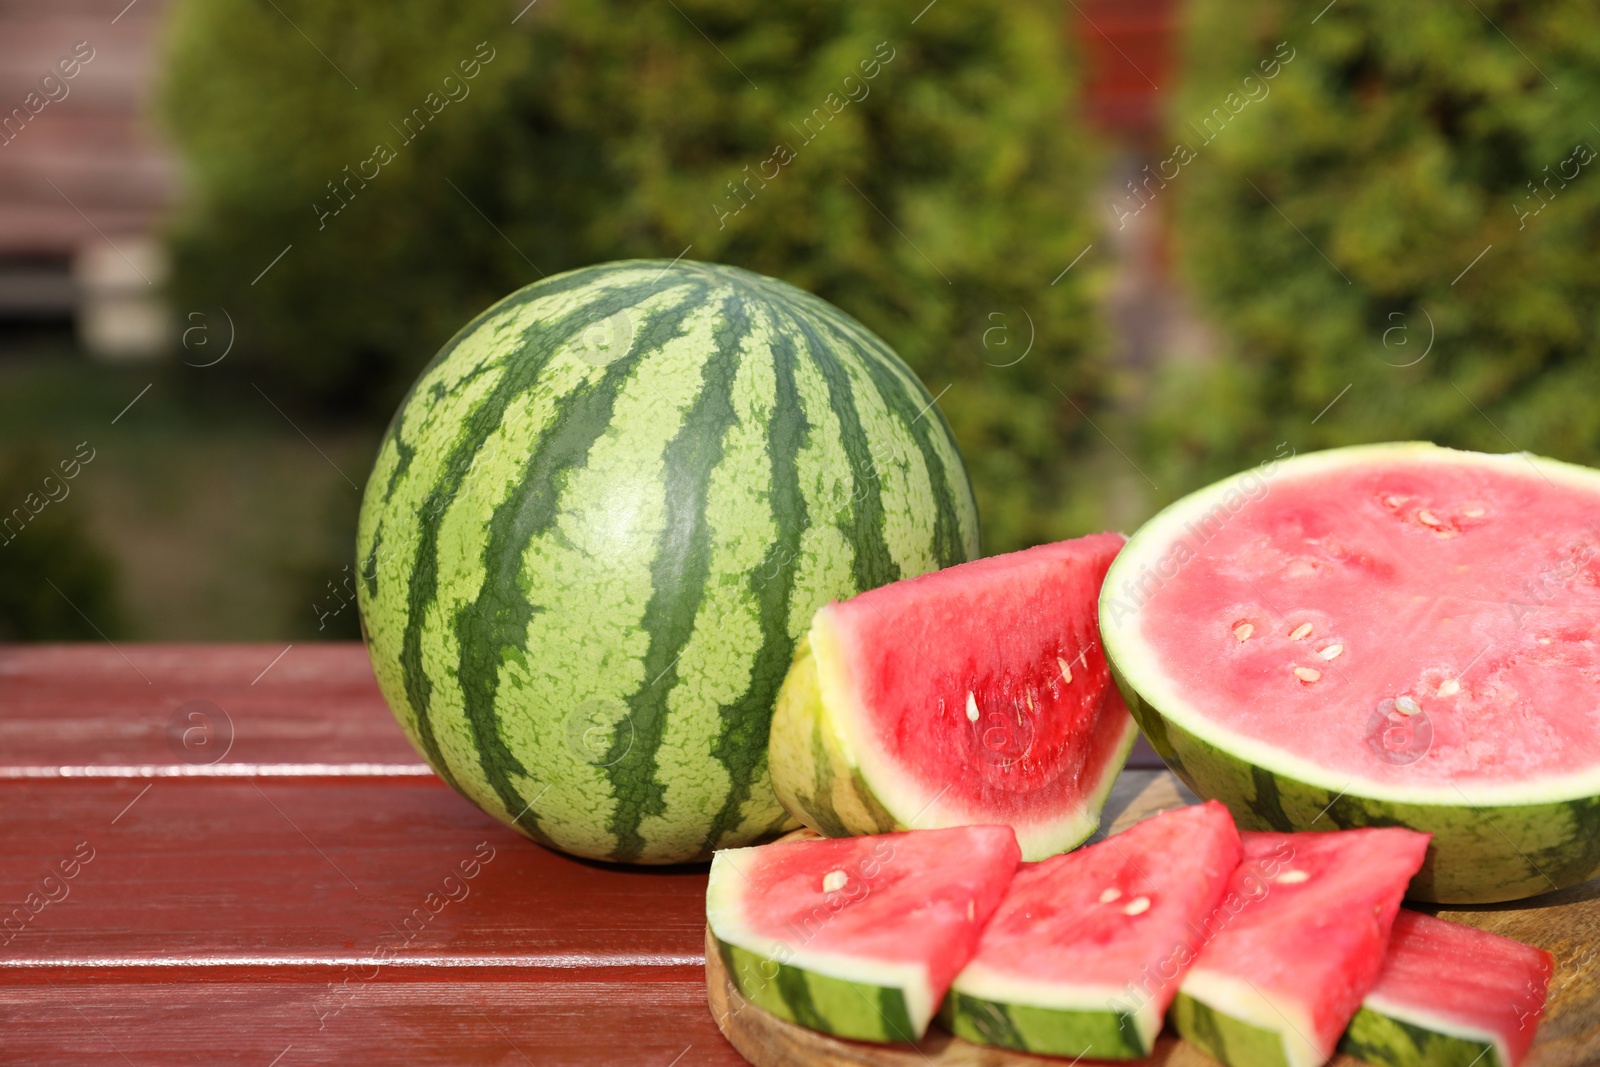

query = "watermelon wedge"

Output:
[[941, 800, 1242, 1059], [1171, 827, 1430, 1067], [1339, 910, 1554, 1067], [769, 534, 1139, 860], [706, 826, 1021, 1042], [1100, 443, 1600, 901]]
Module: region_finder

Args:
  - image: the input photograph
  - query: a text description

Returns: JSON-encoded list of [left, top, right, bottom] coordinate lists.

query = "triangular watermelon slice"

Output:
[[769, 533, 1139, 860], [706, 826, 1021, 1042], [1340, 910, 1554, 1067], [941, 800, 1243, 1059], [1171, 827, 1430, 1067]]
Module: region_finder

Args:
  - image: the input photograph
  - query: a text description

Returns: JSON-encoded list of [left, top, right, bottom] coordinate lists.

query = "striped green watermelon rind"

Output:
[[356, 259, 979, 864], [1339, 1002, 1503, 1067], [1171, 990, 1297, 1067], [715, 935, 920, 1044], [769, 636, 909, 841], [938, 989, 1148, 1059], [1115, 660, 1600, 903]]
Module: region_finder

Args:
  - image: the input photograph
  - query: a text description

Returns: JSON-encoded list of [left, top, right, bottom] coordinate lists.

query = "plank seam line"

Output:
[[0, 763, 437, 779]]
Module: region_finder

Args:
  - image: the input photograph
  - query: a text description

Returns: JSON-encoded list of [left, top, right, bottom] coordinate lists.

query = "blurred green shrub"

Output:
[[162, 0, 1107, 553], [0, 447, 121, 641], [1156, 0, 1600, 492]]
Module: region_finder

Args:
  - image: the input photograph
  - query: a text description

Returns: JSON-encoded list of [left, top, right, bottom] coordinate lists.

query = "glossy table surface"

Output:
[[0, 644, 745, 1066]]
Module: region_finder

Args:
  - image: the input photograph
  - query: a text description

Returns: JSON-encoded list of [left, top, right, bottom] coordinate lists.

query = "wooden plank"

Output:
[[0, 644, 740, 1064], [0, 644, 422, 772], [0, 777, 713, 981], [0, 979, 745, 1067]]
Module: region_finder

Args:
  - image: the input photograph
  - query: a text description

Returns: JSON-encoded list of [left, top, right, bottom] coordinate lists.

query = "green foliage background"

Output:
[[1155, 0, 1600, 494], [0, 446, 121, 641], [162, 0, 1109, 554]]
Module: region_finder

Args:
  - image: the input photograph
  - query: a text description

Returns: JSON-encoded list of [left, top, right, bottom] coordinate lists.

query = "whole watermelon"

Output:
[[356, 260, 980, 863]]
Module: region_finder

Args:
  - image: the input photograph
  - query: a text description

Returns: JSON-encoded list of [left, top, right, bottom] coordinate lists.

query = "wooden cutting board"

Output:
[[706, 770, 1600, 1067]]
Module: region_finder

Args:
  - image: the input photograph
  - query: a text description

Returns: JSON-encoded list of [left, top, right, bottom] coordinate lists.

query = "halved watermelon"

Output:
[[941, 801, 1242, 1058], [1171, 827, 1430, 1067], [706, 825, 1021, 1042], [770, 534, 1139, 860], [1339, 910, 1554, 1067], [1100, 443, 1600, 902]]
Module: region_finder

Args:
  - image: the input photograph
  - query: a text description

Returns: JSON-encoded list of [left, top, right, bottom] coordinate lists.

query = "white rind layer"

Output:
[[952, 959, 1165, 1049], [1362, 990, 1510, 1067], [705, 848, 939, 1029], [1181, 968, 1327, 1067]]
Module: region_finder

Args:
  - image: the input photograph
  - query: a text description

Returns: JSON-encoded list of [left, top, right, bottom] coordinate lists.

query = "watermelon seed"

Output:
[[1318, 643, 1344, 660], [967, 900, 975, 921], [1385, 495, 1406, 508], [1396, 696, 1422, 716], [1122, 896, 1151, 916], [1293, 666, 1321, 683], [1275, 870, 1310, 885], [822, 870, 848, 893], [1464, 507, 1486, 518], [1438, 679, 1461, 697], [1233, 622, 1254, 642], [1289, 622, 1313, 641], [1099, 888, 1122, 903], [1418, 510, 1442, 527], [966, 692, 980, 722], [1058, 657, 1073, 684]]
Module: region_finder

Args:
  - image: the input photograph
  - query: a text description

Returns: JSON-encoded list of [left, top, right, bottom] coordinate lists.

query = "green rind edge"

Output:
[[1339, 1005, 1504, 1067], [769, 634, 903, 839], [938, 990, 1147, 1059], [1111, 650, 1600, 902], [715, 935, 921, 1044], [1171, 990, 1293, 1067]]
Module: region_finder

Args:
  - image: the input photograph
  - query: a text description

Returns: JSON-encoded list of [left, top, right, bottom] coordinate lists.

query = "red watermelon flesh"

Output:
[[1341, 910, 1554, 1067], [777, 533, 1138, 859], [707, 825, 1022, 1040], [1172, 827, 1431, 1067], [1117, 449, 1600, 794], [942, 800, 1243, 1057]]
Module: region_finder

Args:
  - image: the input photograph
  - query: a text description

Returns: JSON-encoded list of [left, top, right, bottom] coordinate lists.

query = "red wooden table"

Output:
[[0, 645, 745, 1066]]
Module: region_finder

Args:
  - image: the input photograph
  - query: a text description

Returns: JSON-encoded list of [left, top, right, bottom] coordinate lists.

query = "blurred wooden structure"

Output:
[[1074, 0, 1182, 143], [0, 0, 176, 354]]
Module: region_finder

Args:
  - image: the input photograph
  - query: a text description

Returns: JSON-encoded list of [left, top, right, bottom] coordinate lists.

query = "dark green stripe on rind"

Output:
[[717, 937, 920, 1044], [464, 286, 705, 844], [773, 301, 900, 595], [605, 291, 746, 861], [941, 991, 1144, 1059], [419, 278, 703, 842], [698, 303, 811, 857], [1339, 1004, 1503, 1067], [815, 309, 973, 568], [1171, 991, 1293, 1067], [1109, 657, 1600, 903]]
